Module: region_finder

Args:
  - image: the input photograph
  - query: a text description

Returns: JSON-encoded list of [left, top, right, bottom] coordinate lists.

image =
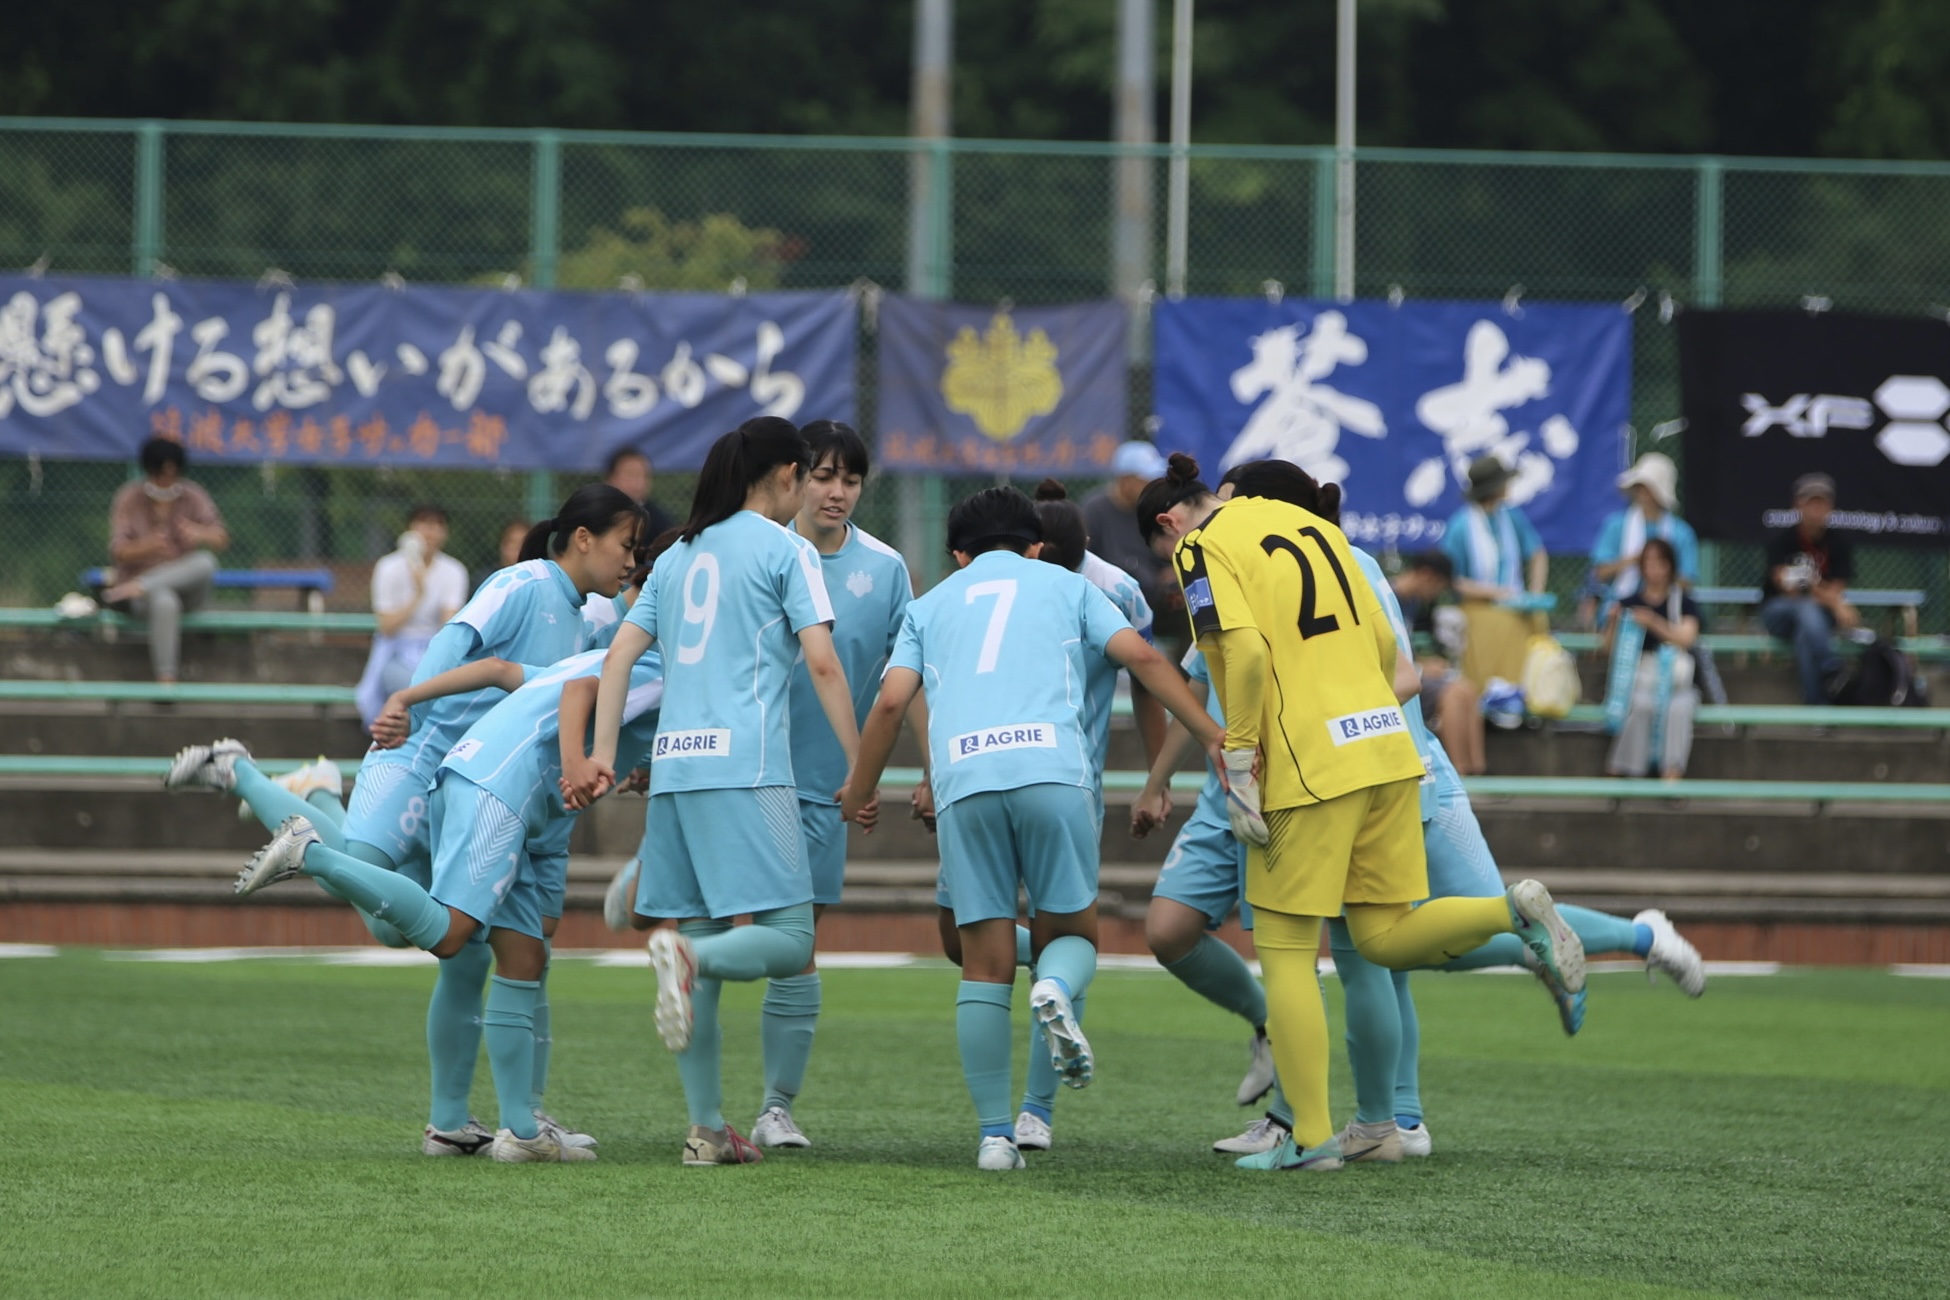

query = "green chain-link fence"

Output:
[[2, 119, 1948, 624]]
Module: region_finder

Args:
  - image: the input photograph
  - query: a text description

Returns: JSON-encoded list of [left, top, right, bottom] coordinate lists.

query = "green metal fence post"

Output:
[[526, 130, 562, 513], [1310, 151, 1337, 300], [132, 121, 164, 277], [1694, 157, 1723, 310]]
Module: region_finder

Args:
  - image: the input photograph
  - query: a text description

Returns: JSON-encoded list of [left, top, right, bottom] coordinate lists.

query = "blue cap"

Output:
[[1109, 440, 1168, 479]]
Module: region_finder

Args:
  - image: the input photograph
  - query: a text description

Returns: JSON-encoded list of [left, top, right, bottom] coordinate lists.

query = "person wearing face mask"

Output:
[[102, 437, 231, 684], [355, 505, 471, 730]]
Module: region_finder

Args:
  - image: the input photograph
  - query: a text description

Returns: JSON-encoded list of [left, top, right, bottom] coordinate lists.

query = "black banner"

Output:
[[1679, 309, 1950, 544]]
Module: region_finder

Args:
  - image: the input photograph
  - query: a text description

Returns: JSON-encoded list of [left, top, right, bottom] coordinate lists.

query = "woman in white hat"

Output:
[[1589, 453, 1698, 610]]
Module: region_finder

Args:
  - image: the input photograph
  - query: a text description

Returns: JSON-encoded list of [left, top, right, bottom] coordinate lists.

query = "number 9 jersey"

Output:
[[1172, 495, 1423, 810]]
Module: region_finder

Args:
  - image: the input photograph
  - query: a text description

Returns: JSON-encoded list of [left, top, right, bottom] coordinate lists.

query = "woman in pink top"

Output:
[[103, 437, 229, 683]]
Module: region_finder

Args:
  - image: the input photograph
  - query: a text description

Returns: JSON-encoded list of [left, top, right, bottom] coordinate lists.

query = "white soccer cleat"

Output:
[[1014, 1111, 1052, 1152], [751, 1106, 811, 1149], [534, 1109, 597, 1150], [1507, 878, 1586, 996], [234, 815, 320, 896], [490, 1126, 596, 1163], [1029, 977, 1093, 1089], [603, 856, 642, 932], [165, 738, 249, 792], [1334, 1119, 1404, 1164], [977, 1136, 1026, 1171], [1635, 909, 1707, 998], [1213, 1115, 1288, 1155], [1220, 750, 1270, 847], [1398, 1123, 1434, 1158], [648, 929, 698, 1053], [1237, 1030, 1276, 1106], [682, 1124, 763, 1166], [421, 1117, 495, 1156], [239, 756, 343, 820]]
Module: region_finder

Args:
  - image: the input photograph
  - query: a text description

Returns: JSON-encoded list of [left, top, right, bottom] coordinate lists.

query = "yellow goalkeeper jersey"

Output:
[[1173, 494, 1423, 810]]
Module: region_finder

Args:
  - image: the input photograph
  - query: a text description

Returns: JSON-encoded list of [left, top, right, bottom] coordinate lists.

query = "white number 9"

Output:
[[676, 552, 721, 665]]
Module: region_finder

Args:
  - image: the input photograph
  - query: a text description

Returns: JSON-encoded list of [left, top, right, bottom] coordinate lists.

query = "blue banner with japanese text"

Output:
[[876, 295, 1127, 474], [1153, 298, 1632, 552], [0, 275, 855, 470]]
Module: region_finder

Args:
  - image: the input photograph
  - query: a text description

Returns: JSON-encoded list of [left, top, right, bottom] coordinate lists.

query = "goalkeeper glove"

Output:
[[1220, 749, 1269, 847]]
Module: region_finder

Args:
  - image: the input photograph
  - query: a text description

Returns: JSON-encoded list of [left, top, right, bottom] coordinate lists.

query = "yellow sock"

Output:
[[1251, 909, 1334, 1148], [1345, 897, 1512, 969]]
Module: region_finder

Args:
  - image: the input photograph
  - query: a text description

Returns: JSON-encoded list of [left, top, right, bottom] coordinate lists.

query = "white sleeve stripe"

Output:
[[795, 536, 836, 624]]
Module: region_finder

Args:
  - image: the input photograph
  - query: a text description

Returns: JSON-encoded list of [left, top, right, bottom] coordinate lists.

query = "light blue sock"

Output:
[[304, 788, 347, 831], [300, 841, 451, 950], [1267, 1080, 1293, 1129], [426, 934, 490, 1132], [1391, 970, 1422, 1126], [1034, 934, 1097, 1002], [528, 949, 551, 1112], [760, 972, 822, 1114], [232, 759, 345, 849], [676, 919, 730, 1130], [1163, 934, 1268, 1027], [1329, 918, 1401, 1126], [692, 905, 815, 982], [957, 981, 1016, 1139], [1021, 992, 1085, 1122], [483, 975, 541, 1139], [1015, 925, 1033, 968], [1437, 904, 1647, 971]]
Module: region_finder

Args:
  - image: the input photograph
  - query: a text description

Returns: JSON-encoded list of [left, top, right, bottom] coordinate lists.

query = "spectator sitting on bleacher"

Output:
[[1441, 455, 1549, 691], [1761, 473, 1858, 705], [1591, 452, 1698, 604], [355, 505, 469, 728], [102, 436, 230, 684], [1391, 551, 1486, 774], [604, 447, 674, 538], [1603, 537, 1700, 782]]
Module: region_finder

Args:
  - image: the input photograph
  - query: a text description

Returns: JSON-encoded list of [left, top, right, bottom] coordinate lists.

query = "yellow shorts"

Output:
[[1246, 777, 1429, 917]]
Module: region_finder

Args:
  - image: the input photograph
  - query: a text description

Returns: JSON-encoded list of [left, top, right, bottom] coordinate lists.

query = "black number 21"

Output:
[[1260, 527, 1361, 639]]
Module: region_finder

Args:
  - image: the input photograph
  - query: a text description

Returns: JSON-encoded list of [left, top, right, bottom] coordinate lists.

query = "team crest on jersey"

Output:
[[949, 722, 1057, 762], [845, 570, 874, 598], [447, 739, 483, 763], [1326, 706, 1407, 746], [654, 728, 732, 759]]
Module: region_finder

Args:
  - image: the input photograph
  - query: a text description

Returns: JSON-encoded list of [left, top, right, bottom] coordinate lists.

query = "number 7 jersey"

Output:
[[1173, 495, 1422, 810]]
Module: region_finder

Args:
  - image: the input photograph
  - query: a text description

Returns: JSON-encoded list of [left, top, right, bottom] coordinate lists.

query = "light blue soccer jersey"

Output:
[[1076, 550, 1153, 778], [788, 522, 912, 806], [378, 559, 597, 778], [438, 648, 665, 830], [890, 549, 1131, 810], [1182, 646, 1231, 829], [581, 589, 633, 650], [1351, 547, 1458, 818], [626, 510, 834, 793]]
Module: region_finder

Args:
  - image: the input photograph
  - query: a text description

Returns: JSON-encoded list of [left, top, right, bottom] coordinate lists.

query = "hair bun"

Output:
[[1165, 452, 1202, 486], [1033, 478, 1069, 501]]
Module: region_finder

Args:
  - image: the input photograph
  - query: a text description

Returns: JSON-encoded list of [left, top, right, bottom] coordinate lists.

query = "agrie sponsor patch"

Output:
[[654, 728, 732, 759], [949, 723, 1057, 763], [1326, 706, 1407, 746]]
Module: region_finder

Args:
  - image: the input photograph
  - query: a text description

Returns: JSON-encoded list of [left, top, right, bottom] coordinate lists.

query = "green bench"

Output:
[[0, 681, 356, 709], [1562, 703, 1950, 730], [0, 608, 377, 636], [1553, 630, 1950, 658]]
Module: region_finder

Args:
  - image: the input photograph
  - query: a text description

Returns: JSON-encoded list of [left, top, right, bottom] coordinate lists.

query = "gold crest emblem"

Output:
[[940, 312, 1063, 441]]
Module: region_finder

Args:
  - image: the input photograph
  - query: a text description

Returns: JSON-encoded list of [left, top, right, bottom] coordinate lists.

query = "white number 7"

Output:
[[964, 579, 1017, 675]]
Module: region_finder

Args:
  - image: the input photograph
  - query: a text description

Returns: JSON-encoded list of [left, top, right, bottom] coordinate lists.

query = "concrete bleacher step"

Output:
[[0, 703, 366, 759], [0, 635, 371, 686], [1482, 724, 1950, 783]]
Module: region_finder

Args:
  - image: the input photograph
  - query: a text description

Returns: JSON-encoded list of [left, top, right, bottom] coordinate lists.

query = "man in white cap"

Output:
[[1082, 439, 1174, 626], [1590, 452, 1698, 609]]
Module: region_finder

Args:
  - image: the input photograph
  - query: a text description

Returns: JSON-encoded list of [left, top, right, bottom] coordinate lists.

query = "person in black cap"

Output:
[[1759, 473, 1857, 704]]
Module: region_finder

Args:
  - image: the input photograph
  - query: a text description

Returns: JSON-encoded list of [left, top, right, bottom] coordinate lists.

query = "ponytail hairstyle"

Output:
[[1224, 459, 1344, 526], [1134, 451, 1214, 544], [946, 486, 1042, 558], [518, 483, 646, 562], [625, 526, 686, 590], [802, 419, 871, 479], [682, 418, 811, 540], [1031, 478, 1089, 572]]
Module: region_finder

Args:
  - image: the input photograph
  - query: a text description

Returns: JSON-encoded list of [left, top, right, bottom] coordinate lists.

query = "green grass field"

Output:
[[2, 952, 1946, 1299]]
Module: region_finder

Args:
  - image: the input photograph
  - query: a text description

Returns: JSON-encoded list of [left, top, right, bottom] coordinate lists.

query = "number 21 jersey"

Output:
[[1173, 495, 1422, 810]]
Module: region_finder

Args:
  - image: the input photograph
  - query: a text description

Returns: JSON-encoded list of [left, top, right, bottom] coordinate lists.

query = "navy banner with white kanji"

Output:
[[0, 275, 855, 470], [1153, 298, 1632, 552]]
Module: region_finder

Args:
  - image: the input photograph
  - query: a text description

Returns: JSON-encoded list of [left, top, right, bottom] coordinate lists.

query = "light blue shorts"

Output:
[[343, 754, 434, 887], [799, 799, 845, 906], [1423, 792, 1504, 900], [636, 786, 813, 920], [428, 775, 543, 938], [935, 783, 1100, 927], [1152, 806, 1250, 930]]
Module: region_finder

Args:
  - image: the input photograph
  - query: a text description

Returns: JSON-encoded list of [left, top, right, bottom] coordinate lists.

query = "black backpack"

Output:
[[1828, 636, 1928, 707]]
